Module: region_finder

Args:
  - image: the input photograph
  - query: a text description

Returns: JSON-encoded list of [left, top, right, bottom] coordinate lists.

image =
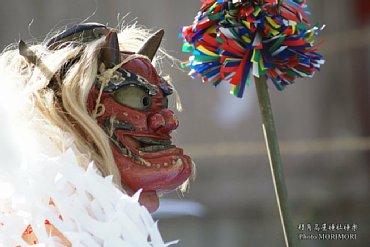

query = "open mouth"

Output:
[[114, 133, 184, 160], [133, 136, 176, 152], [103, 117, 182, 159], [111, 132, 192, 192], [104, 117, 192, 192]]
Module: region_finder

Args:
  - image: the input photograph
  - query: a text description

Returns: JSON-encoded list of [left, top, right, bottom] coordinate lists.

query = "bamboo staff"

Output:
[[255, 76, 296, 247]]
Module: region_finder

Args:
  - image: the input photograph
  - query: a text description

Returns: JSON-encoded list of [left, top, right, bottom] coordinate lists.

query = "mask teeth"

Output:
[[136, 157, 152, 167]]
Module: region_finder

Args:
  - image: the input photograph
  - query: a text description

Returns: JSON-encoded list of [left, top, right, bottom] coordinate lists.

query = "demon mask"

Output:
[[40, 23, 192, 212], [89, 30, 193, 211]]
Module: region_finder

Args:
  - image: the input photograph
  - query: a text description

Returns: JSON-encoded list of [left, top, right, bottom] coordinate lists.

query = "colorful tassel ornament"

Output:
[[181, 0, 324, 98]]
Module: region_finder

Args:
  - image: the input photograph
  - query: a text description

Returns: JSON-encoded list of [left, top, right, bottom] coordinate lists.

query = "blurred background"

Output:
[[0, 0, 369, 246]]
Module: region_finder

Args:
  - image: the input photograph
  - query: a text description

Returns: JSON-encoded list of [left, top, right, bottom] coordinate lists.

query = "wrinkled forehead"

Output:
[[120, 52, 173, 96]]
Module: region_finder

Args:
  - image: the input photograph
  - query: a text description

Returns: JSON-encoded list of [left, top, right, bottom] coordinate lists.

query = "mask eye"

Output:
[[113, 85, 152, 111]]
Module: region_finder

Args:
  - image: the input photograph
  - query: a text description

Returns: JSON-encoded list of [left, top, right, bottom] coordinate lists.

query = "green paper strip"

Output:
[[269, 36, 286, 53], [194, 55, 219, 62], [209, 12, 223, 21], [216, 36, 223, 44], [296, 22, 309, 31], [252, 49, 261, 63], [180, 62, 189, 69], [182, 44, 194, 52], [246, 72, 251, 87], [286, 70, 296, 77]]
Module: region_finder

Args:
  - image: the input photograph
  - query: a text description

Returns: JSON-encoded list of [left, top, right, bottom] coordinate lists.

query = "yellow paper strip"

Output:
[[197, 45, 218, 56], [241, 35, 251, 43], [259, 57, 266, 71], [266, 16, 281, 29], [242, 20, 251, 29]]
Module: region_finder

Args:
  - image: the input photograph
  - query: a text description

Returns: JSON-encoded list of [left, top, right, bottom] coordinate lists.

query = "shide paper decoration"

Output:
[[181, 0, 324, 97]]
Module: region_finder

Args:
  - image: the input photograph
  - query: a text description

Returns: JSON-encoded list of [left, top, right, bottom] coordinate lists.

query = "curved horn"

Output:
[[100, 31, 121, 69], [47, 23, 108, 50], [137, 29, 164, 61], [19, 40, 38, 65], [19, 40, 53, 77]]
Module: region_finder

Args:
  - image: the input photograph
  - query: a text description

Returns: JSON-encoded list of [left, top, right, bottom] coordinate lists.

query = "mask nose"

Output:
[[148, 109, 178, 133]]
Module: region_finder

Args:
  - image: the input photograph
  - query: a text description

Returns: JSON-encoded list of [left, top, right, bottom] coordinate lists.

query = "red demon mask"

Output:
[[86, 30, 192, 212]]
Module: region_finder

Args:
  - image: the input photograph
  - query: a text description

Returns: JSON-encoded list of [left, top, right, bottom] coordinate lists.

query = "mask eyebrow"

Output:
[[159, 77, 173, 96], [96, 68, 159, 95]]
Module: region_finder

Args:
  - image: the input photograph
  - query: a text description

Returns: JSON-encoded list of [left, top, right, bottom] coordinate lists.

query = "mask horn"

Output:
[[19, 40, 38, 65], [100, 31, 121, 69], [137, 29, 164, 61]]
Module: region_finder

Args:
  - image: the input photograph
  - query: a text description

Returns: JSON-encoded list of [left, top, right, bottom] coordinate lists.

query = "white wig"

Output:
[[0, 23, 170, 187]]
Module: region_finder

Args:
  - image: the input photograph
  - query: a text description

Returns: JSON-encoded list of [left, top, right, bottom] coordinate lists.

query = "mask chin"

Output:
[[111, 142, 192, 192], [138, 191, 159, 213]]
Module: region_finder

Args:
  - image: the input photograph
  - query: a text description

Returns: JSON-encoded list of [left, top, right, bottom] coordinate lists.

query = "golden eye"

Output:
[[113, 85, 152, 111]]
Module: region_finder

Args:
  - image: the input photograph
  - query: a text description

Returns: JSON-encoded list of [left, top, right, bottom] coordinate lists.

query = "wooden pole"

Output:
[[254, 76, 297, 247]]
